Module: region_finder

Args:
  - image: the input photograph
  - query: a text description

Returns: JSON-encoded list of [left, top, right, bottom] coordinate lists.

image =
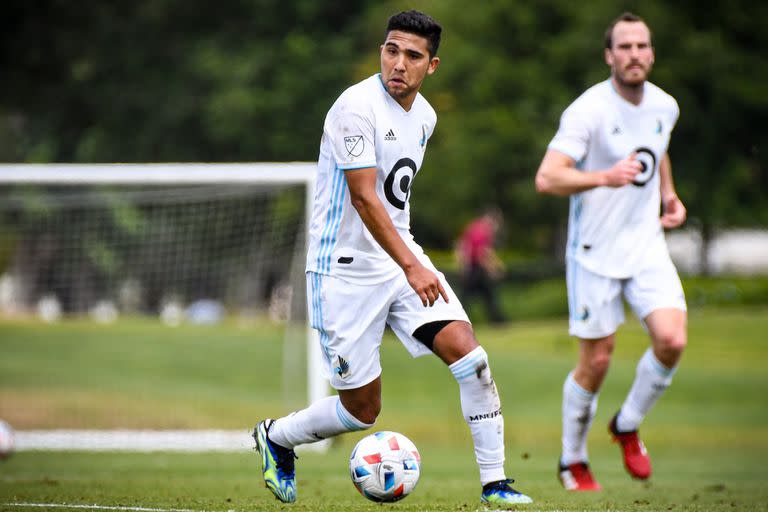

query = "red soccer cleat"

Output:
[[558, 462, 602, 491], [609, 414, 652, 480]]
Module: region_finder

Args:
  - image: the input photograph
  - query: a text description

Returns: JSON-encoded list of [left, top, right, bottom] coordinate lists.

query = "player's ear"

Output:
[[427, 56, 440, 75], [604, 48, 613, 67]]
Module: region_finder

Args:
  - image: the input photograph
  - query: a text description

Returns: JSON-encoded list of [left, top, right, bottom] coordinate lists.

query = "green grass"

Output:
[[1, 307, 768, 511]]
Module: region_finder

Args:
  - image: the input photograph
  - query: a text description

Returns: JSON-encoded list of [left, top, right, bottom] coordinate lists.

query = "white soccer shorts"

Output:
[[306, 265, 470, 390], [566, 254, 687, 339]]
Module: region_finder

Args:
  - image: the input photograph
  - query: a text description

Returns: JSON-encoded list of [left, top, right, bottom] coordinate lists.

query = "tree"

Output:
[[2, 0, 765, 263]]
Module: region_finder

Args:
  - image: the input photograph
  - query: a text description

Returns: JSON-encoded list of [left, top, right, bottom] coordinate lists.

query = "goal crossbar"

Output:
[[0, 162, 315, 185]]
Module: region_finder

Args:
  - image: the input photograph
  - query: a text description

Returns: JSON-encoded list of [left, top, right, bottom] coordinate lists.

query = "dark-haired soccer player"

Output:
[[253, 10, 532, 506], [535, 12, 688, 491]]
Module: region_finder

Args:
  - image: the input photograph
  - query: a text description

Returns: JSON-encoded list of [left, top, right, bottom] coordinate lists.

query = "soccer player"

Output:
[[534, 12, 688, 491], [456, 206, 506, 324], [254, 10, 532, 506]]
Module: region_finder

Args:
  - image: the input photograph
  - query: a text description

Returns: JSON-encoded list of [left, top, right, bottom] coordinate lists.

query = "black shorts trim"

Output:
[[412, 320, 454, 351]]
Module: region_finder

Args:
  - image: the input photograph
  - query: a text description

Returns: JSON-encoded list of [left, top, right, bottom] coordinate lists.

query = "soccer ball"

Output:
[[0, 420, 15, 459], [349, 431, 421, 502]]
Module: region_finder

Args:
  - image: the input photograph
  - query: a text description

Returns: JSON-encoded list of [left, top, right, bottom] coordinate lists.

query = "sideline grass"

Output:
[[1, 307, 767, 511]]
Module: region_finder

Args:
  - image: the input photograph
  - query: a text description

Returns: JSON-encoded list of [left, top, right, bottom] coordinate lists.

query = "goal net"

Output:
[[0, 163, 328, 451]]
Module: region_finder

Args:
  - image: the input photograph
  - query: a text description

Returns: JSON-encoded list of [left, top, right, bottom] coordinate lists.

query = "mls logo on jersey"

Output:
[[344, 135, 365, 157], [632, 147, 657, 187]]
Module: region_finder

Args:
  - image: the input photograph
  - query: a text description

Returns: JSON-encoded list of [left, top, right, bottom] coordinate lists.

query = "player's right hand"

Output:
[[603, 153, 642, 187], [405, 263, 449, 307]]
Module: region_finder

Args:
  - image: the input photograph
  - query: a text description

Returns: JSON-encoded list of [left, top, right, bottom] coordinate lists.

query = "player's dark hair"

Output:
[[386, 10, 442, 58], [604, 12, 651, 49]]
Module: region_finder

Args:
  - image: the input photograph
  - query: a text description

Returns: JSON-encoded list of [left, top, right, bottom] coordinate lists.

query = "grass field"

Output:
[[1, 307, 767, 511]]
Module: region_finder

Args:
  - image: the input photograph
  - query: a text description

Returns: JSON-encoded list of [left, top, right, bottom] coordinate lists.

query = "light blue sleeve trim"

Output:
[[338, 163, 377, 171]]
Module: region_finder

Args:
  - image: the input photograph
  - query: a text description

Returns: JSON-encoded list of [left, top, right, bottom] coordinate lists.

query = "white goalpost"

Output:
[[0, 162, 329, 451]]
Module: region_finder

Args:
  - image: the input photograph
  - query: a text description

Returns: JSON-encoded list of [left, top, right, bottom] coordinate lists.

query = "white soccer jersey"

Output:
[[306, 74, 437, 284], [548, 79, 680, 278]]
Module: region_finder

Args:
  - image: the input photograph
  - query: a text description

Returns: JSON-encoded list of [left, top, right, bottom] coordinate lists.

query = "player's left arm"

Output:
[[345, 168, 448, 307], [659, 152, 687, 229]]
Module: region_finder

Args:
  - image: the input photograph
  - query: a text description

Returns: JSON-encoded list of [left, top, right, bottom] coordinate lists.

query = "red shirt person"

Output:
[[457, 207, 506, 323]]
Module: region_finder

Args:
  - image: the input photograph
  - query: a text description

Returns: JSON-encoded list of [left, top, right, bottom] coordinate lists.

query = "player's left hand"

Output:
[[661, 195, 687, 229]]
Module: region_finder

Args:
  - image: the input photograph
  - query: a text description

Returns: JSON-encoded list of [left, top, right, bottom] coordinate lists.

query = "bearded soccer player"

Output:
[[253, 10, 532, 507], [535, 12, 688, 491]]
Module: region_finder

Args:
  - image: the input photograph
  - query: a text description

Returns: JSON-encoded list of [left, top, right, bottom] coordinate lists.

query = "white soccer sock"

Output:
[[616, 348, 676, 432], [267, 395, 372, 449], [561, 371, 598, 466], [450, 346, 506, 486]]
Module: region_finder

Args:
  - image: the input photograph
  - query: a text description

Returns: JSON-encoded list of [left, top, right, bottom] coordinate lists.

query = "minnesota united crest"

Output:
[[419, 123, 429, 151], [334, 355, 351, 378]]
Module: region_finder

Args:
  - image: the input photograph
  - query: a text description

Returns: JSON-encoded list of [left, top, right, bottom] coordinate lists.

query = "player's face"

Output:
[[605, 21, 654, 87], [380, 30, 439, 109]]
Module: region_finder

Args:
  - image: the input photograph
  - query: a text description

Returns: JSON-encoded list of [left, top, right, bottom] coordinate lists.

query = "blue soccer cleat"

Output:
[[253, 419, 297, 503], [480, 478, 533, 507]]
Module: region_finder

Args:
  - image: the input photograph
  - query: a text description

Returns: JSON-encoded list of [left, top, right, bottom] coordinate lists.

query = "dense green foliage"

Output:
[[2, 0, 766, 254], [1, 307, 767, 510]]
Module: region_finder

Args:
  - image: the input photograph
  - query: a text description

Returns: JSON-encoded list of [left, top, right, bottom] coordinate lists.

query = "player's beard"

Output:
[[386, 83, 409, 99], [616, 62, 650, 89], [385, 77, 416, 101]]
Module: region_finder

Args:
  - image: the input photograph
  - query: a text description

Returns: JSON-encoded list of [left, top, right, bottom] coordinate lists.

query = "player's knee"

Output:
[[353, 407, 379, 426], [431, 321, 479, 365], [656, 329, 687, 357], [588, 352, 612, 379], [654, 333, 686, 369], [346, 400, 381, 426]]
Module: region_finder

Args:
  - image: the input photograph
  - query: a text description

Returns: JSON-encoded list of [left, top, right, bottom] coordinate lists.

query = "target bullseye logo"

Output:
[[633, 147, 657, 187], [384, 158, 417, 210]]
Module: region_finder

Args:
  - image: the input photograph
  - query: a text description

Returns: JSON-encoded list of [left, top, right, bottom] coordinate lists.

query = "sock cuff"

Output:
[[642, 348, 676, 378], [449, 346, 488, 381], [479, 466, 507, 487], [335, 397, 373, 432], [565, 371, 595, 400]]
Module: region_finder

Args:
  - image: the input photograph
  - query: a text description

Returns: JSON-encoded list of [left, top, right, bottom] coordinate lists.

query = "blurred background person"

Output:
[[456, 206, 506, 324]]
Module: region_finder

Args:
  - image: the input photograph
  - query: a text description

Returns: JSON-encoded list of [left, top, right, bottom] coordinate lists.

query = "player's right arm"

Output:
[[535, 150, 642, 196], [537, 92, 642, 196], [345, 168, 448, 307]]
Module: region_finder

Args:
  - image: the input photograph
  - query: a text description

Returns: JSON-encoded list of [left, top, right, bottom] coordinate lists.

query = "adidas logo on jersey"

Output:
[[384, 129, 397, 141]]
